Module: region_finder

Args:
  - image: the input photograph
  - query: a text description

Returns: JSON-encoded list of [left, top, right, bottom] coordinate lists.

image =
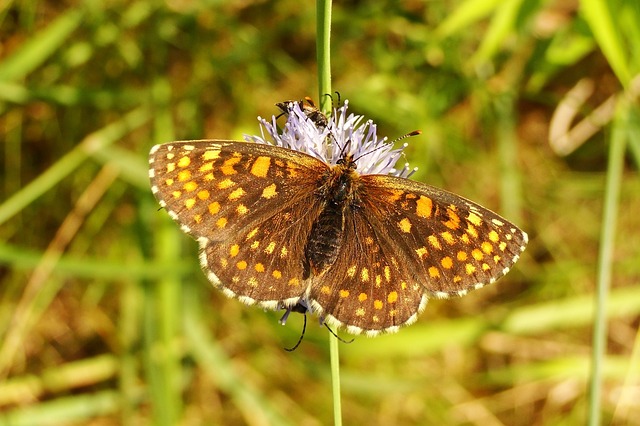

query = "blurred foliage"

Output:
[[0, 0, 639, 425]]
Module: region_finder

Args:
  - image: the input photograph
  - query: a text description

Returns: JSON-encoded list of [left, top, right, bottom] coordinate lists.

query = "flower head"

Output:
[[244, 100, 416, 178]]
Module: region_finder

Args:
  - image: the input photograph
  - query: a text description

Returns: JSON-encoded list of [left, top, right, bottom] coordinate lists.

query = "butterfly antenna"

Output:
[[339, 138, 350, 157], [395, 129, 421, 141], [353, 130, 421, 163], [323, 323, 355, 344], [284, 311, 307, 352]]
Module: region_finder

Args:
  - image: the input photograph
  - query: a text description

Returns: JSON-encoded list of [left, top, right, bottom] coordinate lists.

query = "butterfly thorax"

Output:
[[321, 155, 361, 202], [304, 155, 362, 278]]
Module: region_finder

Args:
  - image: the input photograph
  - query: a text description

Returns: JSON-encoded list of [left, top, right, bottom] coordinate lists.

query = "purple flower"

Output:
[[244, 100, 417, 178]]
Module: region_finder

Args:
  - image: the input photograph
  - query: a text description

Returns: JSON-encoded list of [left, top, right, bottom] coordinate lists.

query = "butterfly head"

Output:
[[336, 153, 357, 170], [324, 153, 361, 204]]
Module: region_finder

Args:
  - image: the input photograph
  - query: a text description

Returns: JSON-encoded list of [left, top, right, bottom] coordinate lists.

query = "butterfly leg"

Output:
[[278, 296, 326, 326]]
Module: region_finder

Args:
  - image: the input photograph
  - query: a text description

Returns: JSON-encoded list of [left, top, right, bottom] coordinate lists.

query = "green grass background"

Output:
[[1, 1, 639, 425]]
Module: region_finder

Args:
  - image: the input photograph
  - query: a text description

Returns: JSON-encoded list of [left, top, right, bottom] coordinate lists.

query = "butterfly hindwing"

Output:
[[308, 208, 428, 335], [200, 194, 325, 308]]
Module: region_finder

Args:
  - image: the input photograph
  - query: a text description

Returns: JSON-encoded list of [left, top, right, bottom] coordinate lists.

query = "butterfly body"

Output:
[[305, 155, 362, 277], [149, 140, 527, 336]]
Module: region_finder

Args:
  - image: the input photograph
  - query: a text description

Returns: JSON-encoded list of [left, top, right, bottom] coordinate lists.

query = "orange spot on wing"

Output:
[[262, 183, 277, 199], [441, 256, 453, 269], [416, 196, 433, 218], [250, 156, 271, 178], [428, 267, 440, 278]]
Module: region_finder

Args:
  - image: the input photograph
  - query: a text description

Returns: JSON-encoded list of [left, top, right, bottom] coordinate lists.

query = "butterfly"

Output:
[[148, 103, 528, 336]]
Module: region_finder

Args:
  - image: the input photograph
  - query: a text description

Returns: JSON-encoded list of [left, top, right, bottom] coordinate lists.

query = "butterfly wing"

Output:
[[308, 174, 527, 335], [359, 175, 528, 298], [149, 140, 328, 308], [307, 208, 429, 335]]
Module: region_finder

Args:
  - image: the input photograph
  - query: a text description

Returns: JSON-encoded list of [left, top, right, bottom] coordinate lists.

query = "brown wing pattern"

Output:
[[308, 208, 428, 335], [149, 140, 328, 308], [201, 194, 324, 307], [360, 174, 528, 298], [308, 174, 527, 335]]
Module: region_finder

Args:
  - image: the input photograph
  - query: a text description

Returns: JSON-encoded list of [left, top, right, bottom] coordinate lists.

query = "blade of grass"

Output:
[[487, 355, 632, 385], [0, 390, 124, 426], [0, 243, 192, 280], [143, 76, 181, 426], [119, 277, 143, 426], [434, 0, 500, 39], [0, 9, 83, 81], [317, 0, 332, 113], [471, 0, 523, 65], [0, 354, 118, 407], [588, 104, 627, 426], [0, 106, 150, 226], [625, 85, 640, 169], [494, 92, 524, 224], [581, 0, 631, 86]]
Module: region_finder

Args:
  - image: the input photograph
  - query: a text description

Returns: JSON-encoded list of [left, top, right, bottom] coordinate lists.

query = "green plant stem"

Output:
[[149, 77, 181, 425], [588, 106, 628, 425], [316, 1, 341, 425], [317, 0, 332, 113], [329, 327, 342, 426]]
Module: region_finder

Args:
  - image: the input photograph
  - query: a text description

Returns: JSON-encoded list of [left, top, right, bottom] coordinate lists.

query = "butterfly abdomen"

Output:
[[304, 161, 362, 277], [304, 201, 344, 277]]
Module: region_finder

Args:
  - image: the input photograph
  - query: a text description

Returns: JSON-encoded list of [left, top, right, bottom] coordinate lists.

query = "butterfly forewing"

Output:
[[149, 140, 328, 307], [360, 174, 528, 299], [149, 141, 326, 238]]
